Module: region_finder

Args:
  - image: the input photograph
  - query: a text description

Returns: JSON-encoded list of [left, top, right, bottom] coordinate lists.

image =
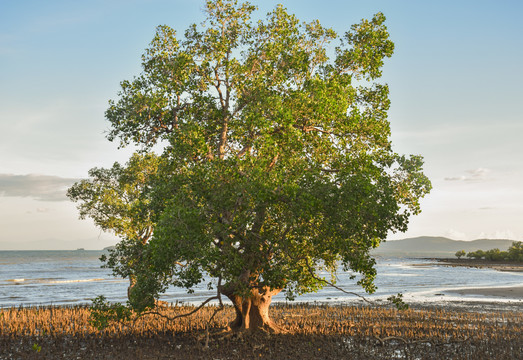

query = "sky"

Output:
[[1, 0, 522, 250]]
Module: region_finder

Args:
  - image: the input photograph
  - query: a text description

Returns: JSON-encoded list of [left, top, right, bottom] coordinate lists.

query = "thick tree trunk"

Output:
[[222, 285, 282, 333]]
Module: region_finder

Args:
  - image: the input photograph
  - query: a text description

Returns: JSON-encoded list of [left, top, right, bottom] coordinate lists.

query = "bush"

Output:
[[455, 250, 466, 259], [467, 242, 523, 262], [467, 250, 484, 260], [507, 241, 523, 262]]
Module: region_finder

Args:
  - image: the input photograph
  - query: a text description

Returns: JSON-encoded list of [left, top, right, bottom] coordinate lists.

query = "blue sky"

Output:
[[1, 0, 522, 249]]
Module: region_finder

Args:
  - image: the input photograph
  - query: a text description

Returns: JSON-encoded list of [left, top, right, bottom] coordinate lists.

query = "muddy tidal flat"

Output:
[[431, 258, 523, 273], [1, 303, 521, 359], [445, 285, 523, 299]]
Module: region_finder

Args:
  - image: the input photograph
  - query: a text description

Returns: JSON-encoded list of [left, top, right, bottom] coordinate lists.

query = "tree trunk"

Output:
[[128, 275, 157, 308], [127, 275, 136, 300], [222, 285, 282, 333]]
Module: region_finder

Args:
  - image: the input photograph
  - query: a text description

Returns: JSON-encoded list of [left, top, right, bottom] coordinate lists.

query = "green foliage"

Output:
[[32, 343, 42, 353], [387, 293, 409, 310], [67, 153, 160, 241], [484, 248, 504, 261], [466, 241, 523, 262], [507, 241, 523, 261], [455, 250, 466, 259], [68, 153, 161, 282], [71, 0, 431, 314], [90, 296, 133, 330], [467, 249, 485, 260]]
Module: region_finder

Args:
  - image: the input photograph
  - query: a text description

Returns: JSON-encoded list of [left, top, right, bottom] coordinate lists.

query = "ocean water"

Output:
[[1, 250, 522, 309]]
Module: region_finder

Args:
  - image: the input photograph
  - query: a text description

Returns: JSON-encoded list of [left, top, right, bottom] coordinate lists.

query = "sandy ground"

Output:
[[445, 285, 523, 299]]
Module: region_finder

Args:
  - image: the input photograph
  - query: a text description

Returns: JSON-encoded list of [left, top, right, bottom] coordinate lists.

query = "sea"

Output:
[[1, 250, 522, 310]]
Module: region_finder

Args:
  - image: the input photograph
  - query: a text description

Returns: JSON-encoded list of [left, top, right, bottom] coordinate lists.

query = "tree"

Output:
[[71, 0, 431, 332], [484, 248, 506, 261], [507, 241, 523, 262], [467, 250, 485, 260], [67, 152, 162, 306], [455, 250, 466, 259]]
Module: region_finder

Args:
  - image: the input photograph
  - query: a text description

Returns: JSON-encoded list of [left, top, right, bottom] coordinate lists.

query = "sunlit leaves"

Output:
[[336, 12, 394, 80]]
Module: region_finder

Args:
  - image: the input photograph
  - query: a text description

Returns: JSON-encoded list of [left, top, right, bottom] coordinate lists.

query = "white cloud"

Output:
[[26, 207, 53, 214], [0, 174, 78, 201], [476, 230, 517, 240], [445, 229, 468, 240], [444, 168, 491, 182]]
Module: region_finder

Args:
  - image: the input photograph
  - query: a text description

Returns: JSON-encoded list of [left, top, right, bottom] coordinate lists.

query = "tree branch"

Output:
[[139, 276, 224, 322], [267, 154, 279, 170], [302, 258, 374, 304]]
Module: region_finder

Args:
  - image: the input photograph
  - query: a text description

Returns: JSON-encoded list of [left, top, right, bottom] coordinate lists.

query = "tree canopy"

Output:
[[466, 241, 523, 262], [69, 0, 431, 331]]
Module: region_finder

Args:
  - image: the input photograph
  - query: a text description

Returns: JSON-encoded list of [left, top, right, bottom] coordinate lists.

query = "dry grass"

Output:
[[1, 303, 521, 359]]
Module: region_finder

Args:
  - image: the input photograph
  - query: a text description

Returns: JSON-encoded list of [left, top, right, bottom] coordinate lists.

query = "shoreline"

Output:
[[410, 258, 523, 311], [2, 297, 521, 314], [444, 285, 523, 299], [429, 257, 523, 272]]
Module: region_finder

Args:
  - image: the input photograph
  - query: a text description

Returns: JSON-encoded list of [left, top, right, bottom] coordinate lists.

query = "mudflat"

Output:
[[431, 258, 523, 272], [445, 285, 523, 299], [1, 304, 521, 359]]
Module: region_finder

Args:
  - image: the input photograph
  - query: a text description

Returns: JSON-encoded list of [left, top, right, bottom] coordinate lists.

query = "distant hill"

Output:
[[372, 236, 515, 258]]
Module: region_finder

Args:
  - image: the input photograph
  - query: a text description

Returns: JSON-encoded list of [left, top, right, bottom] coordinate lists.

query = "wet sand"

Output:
[[445, 285, 523, 299], [420, 258, 523, 308], [430, 258, 523, 272]]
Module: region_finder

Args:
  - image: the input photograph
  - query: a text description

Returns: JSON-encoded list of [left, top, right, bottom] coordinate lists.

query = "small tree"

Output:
[[467, 250, 485, 260], [507, 241, 523, 262], [67, 153, 161, 304], [484, 248, 506, 261], [455, 250, 466, 259], [70, 0, 431, 332]]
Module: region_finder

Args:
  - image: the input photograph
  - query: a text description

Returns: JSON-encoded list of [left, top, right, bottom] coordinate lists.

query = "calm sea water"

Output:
[[1, 250, 522, 309]]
